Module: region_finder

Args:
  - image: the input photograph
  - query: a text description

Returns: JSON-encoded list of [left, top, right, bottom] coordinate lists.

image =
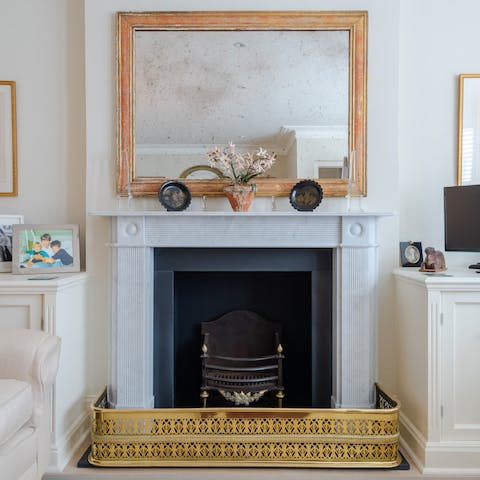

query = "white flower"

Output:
[[206, 143, 276, 185]]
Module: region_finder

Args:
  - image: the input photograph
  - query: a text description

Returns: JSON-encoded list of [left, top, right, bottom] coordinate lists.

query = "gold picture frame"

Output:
[[0, 81, 17, 196], [457, 74, 480, 185]]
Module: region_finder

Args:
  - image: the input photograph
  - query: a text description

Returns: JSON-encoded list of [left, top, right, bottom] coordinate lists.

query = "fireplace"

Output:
[[153, 247, 332, 408], [102, 211, 384, 410]]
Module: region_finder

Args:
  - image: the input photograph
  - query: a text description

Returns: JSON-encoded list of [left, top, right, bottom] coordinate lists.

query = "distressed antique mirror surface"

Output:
[[457, 74, 480, 185], [117, 11, 367, 197]]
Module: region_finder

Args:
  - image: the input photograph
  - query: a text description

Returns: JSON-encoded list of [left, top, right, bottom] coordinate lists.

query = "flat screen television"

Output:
[[444, 185, 480, 268]]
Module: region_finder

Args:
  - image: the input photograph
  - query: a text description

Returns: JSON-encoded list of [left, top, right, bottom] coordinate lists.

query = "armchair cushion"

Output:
[[0, 328, 60, 426], [0, 379, 33, 447], [0, 328, 60, 479]]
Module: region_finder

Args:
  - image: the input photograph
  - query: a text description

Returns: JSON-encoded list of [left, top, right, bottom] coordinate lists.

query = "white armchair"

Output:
[[0, 328, 60, 480]]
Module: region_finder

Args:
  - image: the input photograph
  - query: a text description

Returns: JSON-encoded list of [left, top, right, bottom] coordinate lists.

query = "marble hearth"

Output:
[[96, 211, 386, 410]]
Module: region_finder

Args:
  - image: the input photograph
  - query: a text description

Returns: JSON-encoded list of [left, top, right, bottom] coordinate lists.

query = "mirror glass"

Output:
[[135, 30, 349, 181], [458, 74, 480, 185], [117, 12, 367, 197]]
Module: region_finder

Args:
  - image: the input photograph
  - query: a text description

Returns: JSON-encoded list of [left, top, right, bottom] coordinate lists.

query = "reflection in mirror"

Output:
[[117, 11, 367, 197], [135, 31, 349, 181], [179, 165, 225, 180], [458, 74, 480, 185]]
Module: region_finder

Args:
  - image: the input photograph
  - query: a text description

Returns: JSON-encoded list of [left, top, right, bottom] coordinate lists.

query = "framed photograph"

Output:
[[0, 215, 23, 272], [0, 81, 17, 196], [399, 241, 423, 267], [12, 224, 80, 275]]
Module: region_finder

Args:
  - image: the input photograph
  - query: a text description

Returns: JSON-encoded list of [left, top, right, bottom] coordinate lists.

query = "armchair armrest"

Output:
[[0, 328, 60, 422]]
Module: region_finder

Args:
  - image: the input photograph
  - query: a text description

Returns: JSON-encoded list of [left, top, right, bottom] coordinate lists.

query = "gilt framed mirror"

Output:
[[117, 11, 367, 197], [457, 74, 480, 185]]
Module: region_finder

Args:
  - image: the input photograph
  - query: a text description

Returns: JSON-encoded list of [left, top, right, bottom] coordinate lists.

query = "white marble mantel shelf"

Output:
[[90, 210, 391, 217], [100, 210, 390, 410]]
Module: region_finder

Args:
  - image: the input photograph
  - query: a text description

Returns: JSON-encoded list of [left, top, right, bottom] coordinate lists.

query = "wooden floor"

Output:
[[43, 440, 475, 480]]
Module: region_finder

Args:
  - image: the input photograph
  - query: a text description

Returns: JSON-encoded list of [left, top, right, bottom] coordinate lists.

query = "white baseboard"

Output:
[[48, 396, 94, 472], [84, 394, 98, 409], [399, 411, 426, 472], [422, 442, 480, 475], [400, 411, 480, 474]]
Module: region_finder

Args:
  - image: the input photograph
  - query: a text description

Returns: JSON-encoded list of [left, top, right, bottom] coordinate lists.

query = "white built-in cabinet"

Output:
[[394, 268, 480, 474], [0, 272, 88, 472]]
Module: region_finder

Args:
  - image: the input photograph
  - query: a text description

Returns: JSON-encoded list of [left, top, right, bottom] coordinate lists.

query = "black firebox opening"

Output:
[[153, 248, 332, 409]]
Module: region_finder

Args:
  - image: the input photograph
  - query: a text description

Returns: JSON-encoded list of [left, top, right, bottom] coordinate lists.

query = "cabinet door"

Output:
[[441, 292, 480, 441], [0, 294, 43, 330]]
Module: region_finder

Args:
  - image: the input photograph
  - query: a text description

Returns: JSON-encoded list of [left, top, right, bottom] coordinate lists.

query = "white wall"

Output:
[[399, 0, 480, 268], [0, 0, 85, 257], [0, 0, 92, 393]]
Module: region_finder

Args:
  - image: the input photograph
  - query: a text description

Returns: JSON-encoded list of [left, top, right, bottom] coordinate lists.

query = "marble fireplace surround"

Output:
[[95, 211, 386, 410]]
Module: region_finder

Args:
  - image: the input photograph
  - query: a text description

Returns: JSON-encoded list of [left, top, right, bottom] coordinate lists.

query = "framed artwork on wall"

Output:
[[12, 224, 80, 275], [0, 81, 17, 196], [457, 74, 480, 185], [0, 215, 23, 272]]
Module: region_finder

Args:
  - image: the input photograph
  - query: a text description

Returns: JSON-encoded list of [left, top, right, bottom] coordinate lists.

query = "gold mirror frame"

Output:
[[117, 11, 367, 197]]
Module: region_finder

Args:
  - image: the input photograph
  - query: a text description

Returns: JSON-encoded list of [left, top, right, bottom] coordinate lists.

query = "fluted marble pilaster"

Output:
[[334, 216, 378, 408], [109, 217, 154, 408]]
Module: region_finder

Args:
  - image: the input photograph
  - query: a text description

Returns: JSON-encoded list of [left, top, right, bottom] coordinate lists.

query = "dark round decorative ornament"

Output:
[[289, 180, 323, 211], [158, 180, 192, 211]]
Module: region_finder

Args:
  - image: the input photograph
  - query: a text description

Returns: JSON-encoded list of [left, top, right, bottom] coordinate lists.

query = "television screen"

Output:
[[444, 185, 480, 252]]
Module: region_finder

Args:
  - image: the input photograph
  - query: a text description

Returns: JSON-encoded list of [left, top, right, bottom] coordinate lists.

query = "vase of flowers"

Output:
[[206, 143, 276, 211]]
